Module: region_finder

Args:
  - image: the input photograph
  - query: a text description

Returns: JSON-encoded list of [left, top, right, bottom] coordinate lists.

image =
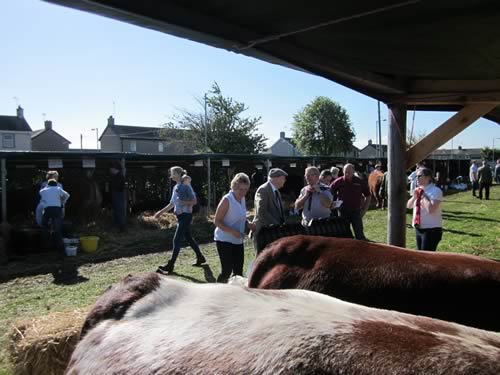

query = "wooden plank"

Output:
[[407, 103, 499, 168], [387, 103, 407, 247]]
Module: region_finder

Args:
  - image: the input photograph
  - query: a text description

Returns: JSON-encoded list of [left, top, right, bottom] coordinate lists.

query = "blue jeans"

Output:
[[42, 206, 64, 254], [112, 191, 126, 228], [339, 208, 366, 240], [170, 213, 203, 264], [415, 227, 442, 251]]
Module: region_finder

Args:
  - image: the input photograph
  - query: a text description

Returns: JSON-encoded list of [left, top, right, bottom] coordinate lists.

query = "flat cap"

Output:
[[268, 168, 288, 178]]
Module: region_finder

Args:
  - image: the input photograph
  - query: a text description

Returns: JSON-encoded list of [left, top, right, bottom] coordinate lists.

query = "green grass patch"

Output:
[[0, 186, 499, 373]]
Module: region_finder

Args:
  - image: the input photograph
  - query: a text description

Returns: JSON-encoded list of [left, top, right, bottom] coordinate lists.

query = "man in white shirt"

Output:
[[295, 167, 333, 226], [469, 160, 479, 197], [40, 179, 70, 255]]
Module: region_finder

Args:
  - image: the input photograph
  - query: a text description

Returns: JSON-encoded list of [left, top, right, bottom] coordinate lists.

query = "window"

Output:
[[130, 140, 137, 152], [158, 142, 164, 152], [2, 133, 15, 148]]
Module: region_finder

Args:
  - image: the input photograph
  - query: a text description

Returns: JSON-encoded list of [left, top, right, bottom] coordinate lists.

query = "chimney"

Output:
[[107, 115, 115, 126], [280, 131, 285, 139], [44, 120, 52, 130], [368, 139, 372, 145], [16, 106, 24, 119]]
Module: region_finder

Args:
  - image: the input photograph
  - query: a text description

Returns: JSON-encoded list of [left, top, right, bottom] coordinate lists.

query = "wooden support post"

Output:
[[1, 159, 7, 224], [387, 103, 407, 247], [406, 103, 499, 168], [0, 158, 7, 264], [121, 158, 127, 223]]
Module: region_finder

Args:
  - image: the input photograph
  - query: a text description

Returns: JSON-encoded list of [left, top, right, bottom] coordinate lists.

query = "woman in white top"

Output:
[[214, 173, 256, 283], [406, 167, 443, 251]]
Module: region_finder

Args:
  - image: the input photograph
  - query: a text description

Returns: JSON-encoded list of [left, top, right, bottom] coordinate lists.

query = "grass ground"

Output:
[[0, 186, 499, 374]]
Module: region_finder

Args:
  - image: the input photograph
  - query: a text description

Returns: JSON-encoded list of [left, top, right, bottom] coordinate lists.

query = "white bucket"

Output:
[[63, 238, 79, 246], [65, 246, 78, 256]]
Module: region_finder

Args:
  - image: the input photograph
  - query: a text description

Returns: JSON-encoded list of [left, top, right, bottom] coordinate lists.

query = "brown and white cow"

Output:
[[67, 272, 500, 374], [248, 235, 500, 332]]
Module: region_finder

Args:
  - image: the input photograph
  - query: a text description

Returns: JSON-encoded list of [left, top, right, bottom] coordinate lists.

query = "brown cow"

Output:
[[248, 235, 500, 332], [67, 273, 500, 374], [368, 168, 385, 208]]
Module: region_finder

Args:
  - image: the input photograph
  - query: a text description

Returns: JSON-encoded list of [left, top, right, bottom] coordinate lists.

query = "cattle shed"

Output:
[[44, 0, 500, 247], [0, 150, 358, 224]]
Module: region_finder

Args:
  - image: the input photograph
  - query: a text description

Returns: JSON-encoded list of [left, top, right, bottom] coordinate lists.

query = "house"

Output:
[[358, 139, 387, 159], [266, 131, 301, 156], [0, 106, 32, 151], [428, 146, 482, 160], [99, 116, 193, 154], [333, 144, 360, 158], [31, 120, 71, 151]]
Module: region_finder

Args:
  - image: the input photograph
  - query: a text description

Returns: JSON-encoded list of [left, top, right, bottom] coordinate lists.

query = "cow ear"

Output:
[[80, 272, 161, 338]]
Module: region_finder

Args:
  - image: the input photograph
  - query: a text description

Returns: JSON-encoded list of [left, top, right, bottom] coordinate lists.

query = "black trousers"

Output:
[[472, 181, 478, 196], [216, 241, 244, 283], [415, 227, 442, 251], [479, 183, 490, 200]]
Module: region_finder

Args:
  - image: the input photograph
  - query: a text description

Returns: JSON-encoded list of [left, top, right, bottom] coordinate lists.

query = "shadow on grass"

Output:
[[442, 228, 482, 237], [442, 213, 500, 223], [0, 222, 215, 283]]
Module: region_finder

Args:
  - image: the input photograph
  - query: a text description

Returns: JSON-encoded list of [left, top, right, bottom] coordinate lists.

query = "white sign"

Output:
[[290, 163, 296, 168], [82, 159, 96, 168], [48, 159, 63, 168], [194, 160, 204, 167], [222, 159, 230, 167]]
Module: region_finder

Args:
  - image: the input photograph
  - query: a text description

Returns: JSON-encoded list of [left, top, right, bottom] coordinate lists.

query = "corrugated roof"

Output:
[[0, 116, 32, 132]]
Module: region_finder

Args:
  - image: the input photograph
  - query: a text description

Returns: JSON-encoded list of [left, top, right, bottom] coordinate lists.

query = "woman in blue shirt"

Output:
[[214, 173, 256, 283], [154, 166, 206, 274]]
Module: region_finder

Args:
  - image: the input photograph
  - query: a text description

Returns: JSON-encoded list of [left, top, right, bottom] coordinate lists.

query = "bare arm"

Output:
[[421, 193, 441, 214], [295, 189, 310, 210], [154, 202, 174, 218]]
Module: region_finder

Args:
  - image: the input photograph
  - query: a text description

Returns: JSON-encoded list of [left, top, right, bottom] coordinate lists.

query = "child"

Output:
[[39, 179, 70, 254], [175, 175, 195, 215]]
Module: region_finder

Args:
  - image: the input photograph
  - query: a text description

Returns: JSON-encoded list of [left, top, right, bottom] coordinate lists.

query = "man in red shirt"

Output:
[[330, 163, 371, 240]]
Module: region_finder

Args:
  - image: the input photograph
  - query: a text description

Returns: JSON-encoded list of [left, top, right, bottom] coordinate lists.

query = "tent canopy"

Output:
[[45, 0, 500, 122]]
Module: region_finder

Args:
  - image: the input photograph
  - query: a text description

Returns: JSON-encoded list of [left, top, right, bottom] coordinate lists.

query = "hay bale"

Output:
[[8, 309, 88, 375], [137, 211, 177, 230]]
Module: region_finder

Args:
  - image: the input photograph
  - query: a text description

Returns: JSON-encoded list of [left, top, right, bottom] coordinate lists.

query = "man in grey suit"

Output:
[[252, 168, 288, 253]]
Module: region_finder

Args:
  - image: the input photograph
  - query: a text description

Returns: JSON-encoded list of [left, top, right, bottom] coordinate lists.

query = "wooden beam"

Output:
[[399, 92, 500, 106], [407, 103, 499, 168], [387, 103, 407, 247]]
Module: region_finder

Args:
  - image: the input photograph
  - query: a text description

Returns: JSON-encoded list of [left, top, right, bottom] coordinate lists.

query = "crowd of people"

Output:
[[34, 157, 498, 282]]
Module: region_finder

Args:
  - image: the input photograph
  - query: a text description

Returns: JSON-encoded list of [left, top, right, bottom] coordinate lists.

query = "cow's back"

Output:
[[67, 273, 500, 374], [248, 235, 500, 332]]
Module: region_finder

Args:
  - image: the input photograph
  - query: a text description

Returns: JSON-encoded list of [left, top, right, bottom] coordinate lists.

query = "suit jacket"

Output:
[[253, 181, 284, 233]]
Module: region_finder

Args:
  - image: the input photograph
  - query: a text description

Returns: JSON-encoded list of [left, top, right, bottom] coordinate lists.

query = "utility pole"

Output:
[[80, 134, 83, 149], [91, 128, 99, 150], [204, 93, 208, 152]]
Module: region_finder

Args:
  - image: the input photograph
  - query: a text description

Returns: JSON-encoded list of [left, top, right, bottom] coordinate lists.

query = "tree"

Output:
[[480, 147, 500, 161], [166, 83, 267, 154], [291, 97, 355, 156], [407, 130, 427, 148]]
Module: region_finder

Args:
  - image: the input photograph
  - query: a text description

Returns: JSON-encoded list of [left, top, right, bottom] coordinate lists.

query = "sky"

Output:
[[1, 0, 499, 151]]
